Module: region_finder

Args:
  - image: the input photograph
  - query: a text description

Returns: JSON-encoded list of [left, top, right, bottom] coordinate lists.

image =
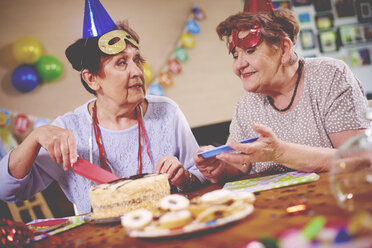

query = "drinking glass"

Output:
[[329, 108, 372, 212]]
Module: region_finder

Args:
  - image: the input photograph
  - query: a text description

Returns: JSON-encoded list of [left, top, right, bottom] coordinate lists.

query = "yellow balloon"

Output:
[[143, 63, 153, 85], [13, 36, 43, 64], [180, 33, 195, 48]]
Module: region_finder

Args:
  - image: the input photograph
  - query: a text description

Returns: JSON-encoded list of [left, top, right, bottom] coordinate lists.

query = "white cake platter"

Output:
[[126, 204, 254, 238]]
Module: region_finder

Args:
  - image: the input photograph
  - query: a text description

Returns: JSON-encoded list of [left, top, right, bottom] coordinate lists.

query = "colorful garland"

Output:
[[146, 6, 206, 96]]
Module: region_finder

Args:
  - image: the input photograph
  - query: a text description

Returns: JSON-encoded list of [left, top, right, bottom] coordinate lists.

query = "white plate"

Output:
[[127, 204, 254, 238]]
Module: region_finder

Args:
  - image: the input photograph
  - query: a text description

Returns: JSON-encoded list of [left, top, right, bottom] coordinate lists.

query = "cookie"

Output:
[[121, 209, 153, 230], [159, 209, 192, 229], [159, 194, 190, 211]]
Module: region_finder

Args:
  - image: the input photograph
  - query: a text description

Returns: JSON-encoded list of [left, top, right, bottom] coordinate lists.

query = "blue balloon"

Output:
[[186, 20, 200, 34], [11, 65, 39, 93], [149, 84, 164, 96]]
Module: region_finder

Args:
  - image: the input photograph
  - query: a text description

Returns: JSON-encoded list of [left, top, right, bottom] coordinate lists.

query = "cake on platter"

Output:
[[90, 173, 170, 219]]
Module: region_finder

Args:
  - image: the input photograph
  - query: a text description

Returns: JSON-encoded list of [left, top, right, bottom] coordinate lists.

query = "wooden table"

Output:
[[34, 172, 371, 248]]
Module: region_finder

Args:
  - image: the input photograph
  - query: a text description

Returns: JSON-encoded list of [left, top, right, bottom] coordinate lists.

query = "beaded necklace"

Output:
[[267, 59, 303, 112], [91, 101, 153, 175]]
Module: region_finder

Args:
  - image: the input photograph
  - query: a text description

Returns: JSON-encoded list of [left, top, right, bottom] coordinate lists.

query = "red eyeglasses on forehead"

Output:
[[228, 25, 262, 54]]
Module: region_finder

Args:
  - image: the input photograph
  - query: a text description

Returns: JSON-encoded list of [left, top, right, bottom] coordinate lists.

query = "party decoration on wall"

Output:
[[35, 55, 63, 82], [186, 20, 201, 34], [192, 5, 207, 20], [148, 84, 164, 96], [0, 109, 11, 128], [0, 108, 50, 158], [146, 6, 206, 96], [143, 63, 153, 86], [11, 36, 64, 93], [0, 109, 18, 159], [174, 47, 188, 62], [12, 36, 43, 64], [11, 65, 39, 93], [158, 72, 174, 88], [180, 32, 196, 48], [14, 114, 31, 135], [167, 59, 182, 74], [0, 128, 16, 159]]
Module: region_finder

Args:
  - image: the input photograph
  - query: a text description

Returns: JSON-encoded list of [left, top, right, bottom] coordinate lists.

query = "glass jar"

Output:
[[329, 108, 372, 212]]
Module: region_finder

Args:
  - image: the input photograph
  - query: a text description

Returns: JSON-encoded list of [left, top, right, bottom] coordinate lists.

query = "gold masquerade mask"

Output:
[[98, 29, 139, 55]]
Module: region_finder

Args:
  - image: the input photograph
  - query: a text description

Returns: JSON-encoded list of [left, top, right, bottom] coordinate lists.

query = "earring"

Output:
[[288, 51, 298, 65]]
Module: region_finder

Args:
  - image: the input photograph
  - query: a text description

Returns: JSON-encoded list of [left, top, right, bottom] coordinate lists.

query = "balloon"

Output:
[[11, 65, 39, 93], [143, 63, 153, 85], [158, 72, 173, 87], [0, 108, 11, 128], [12, 36, 43, 64], [148, 84, 164, 96], [186, 20, 200, 34], [175, 47, 188, 62], [168, 59, 182, 74], [180, 33, 196, 48], [35, 55, 63, 82]]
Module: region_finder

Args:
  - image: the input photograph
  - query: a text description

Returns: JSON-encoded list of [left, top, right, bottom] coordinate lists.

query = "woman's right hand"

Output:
[[8, 125, 78, 179], [193, 146, 226, 183], [34, 125, 78, 171]]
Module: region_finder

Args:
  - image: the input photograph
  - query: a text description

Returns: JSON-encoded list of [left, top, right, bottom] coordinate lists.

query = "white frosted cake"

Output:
[[90, 173, 170, 219]]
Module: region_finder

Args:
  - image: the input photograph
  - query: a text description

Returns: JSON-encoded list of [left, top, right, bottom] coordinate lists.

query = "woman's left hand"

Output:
[[155, 155, 187, 187], [217, 123, 283, 169]]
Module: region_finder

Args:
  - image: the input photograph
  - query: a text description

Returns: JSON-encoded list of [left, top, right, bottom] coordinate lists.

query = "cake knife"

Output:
[[73, 157, 120, 184]]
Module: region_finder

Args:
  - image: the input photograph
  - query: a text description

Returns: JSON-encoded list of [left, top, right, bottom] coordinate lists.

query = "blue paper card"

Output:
[[197, 137, 259, 159]]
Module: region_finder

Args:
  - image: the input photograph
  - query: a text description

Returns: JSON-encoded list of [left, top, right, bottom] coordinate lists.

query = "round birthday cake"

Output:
[[89, 173, 170, 219]]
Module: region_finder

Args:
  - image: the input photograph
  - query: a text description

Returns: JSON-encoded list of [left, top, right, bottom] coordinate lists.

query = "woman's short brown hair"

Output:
[[216, 8, 300, 50], [65, 20, 140, 95]]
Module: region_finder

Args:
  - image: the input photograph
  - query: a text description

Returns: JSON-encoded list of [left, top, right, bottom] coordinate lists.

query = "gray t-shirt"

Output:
[[228, 57, 369, 174]]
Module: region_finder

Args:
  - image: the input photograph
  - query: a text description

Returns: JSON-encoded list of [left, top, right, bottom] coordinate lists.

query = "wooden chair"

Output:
[[7, 192, 53, 223], [368, 99, 372, 108]]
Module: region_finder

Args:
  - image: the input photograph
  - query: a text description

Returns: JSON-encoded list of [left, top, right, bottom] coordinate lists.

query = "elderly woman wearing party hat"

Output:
[[194, 0, 369, 183], [0, 0, 206, 214]]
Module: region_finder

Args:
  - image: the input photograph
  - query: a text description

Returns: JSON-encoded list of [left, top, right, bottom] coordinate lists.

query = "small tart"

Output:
[[196, 205, 229, 222], [188, 202, 209, 218], [159, 210, 192, 229], [226, 200, 249, 215], [121, 209, 153, 230], [159, 194, 190, 211], [200, 189, 232, 205]]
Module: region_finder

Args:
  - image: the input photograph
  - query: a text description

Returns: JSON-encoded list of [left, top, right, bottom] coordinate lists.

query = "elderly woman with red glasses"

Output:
[[0, 0, 205, 215], [194, 0, 369, 183]]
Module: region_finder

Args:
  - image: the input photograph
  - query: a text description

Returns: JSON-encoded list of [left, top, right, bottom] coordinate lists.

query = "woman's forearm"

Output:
[[276, 140, 336, 172], [8, 129, 41, 179]]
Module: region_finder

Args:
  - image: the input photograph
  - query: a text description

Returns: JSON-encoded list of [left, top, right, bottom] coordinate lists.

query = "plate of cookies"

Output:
[[121, 189, 255, 238]]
